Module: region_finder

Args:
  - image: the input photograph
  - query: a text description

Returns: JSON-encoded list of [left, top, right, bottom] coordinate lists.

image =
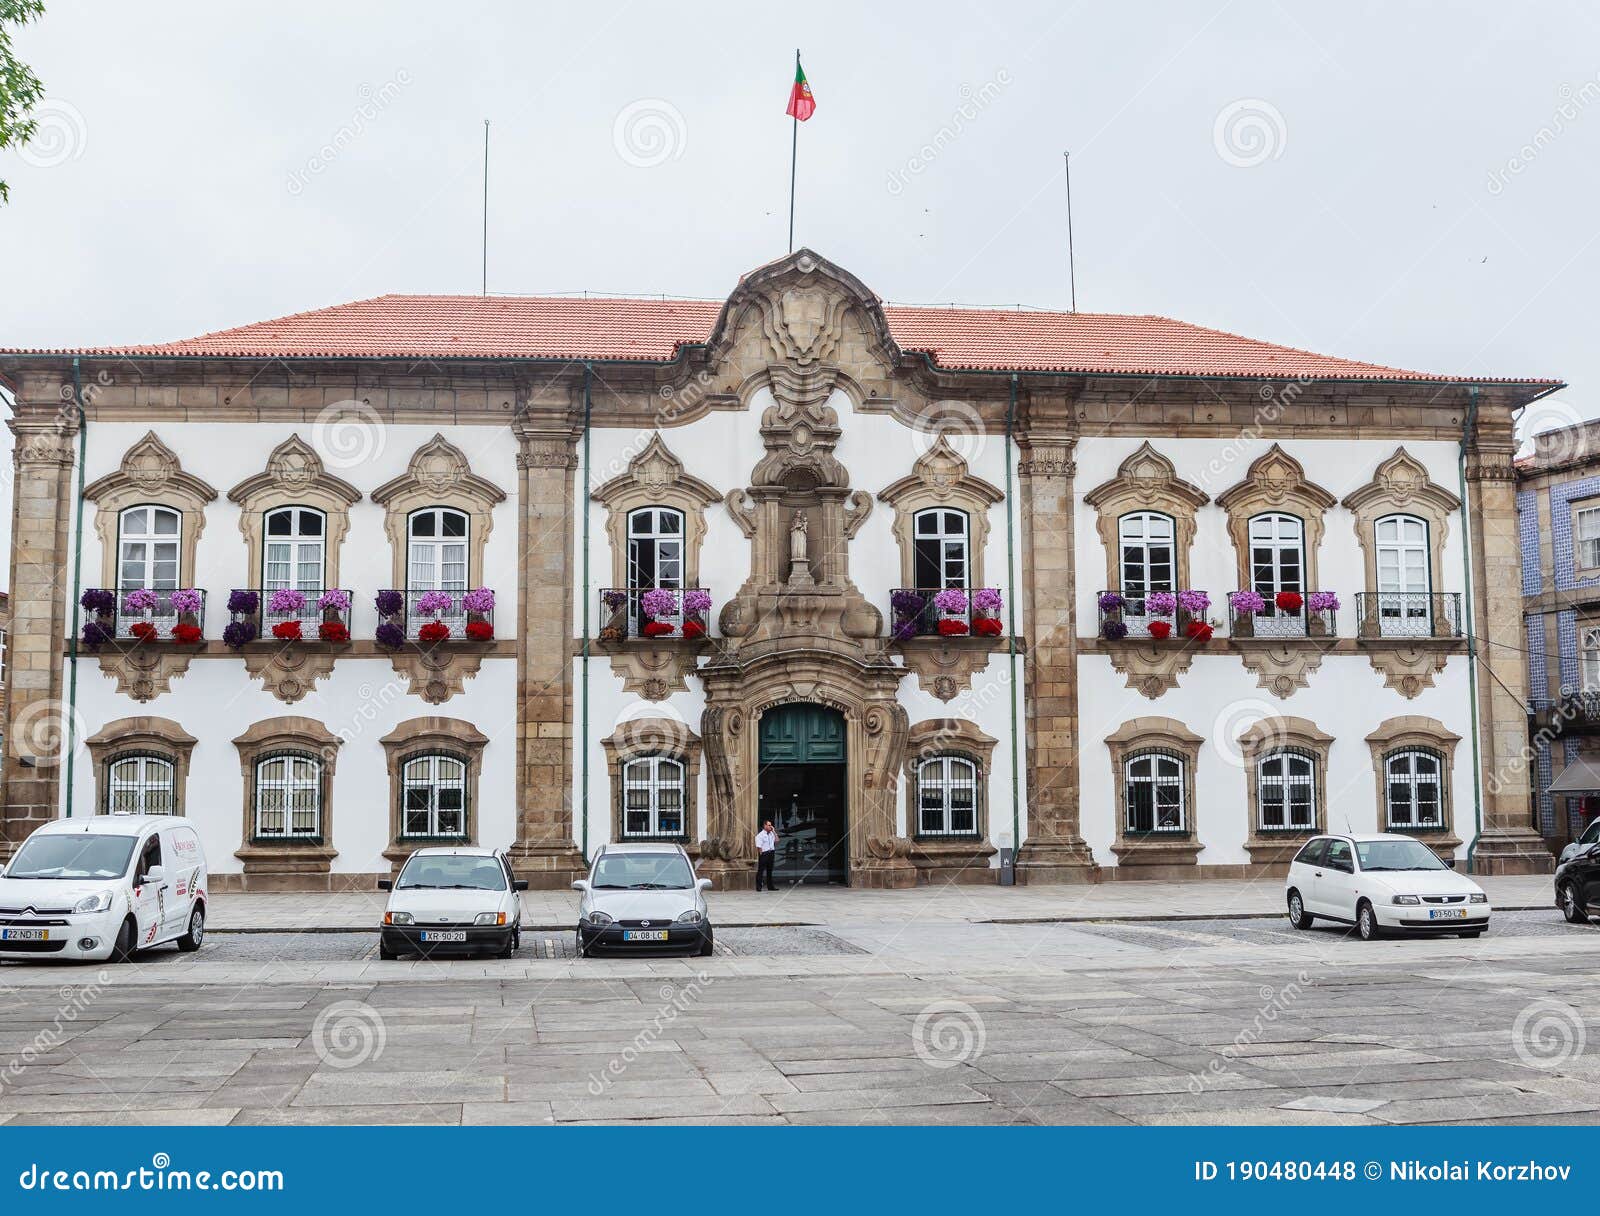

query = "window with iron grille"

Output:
[[1124, 750, 1186, 833], [253, 751, 322, 840], [1257, 749, 1315, 831], [400, 753, 468, 839], [916, 755, 980, 838], [620, 755, 686, 839], [106, 753, 176, 816], [1578, 505, 1600, 570], [1384, 748, 1445, 830]]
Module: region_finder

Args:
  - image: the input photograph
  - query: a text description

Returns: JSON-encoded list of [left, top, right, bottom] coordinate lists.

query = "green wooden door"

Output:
[[758, 704, 846, 765]]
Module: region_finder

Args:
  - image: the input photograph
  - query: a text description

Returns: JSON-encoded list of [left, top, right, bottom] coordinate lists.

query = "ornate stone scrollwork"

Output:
[[386, 643, 491, 705], [241, 645, 338, 705], [95, 643, 199, 702]]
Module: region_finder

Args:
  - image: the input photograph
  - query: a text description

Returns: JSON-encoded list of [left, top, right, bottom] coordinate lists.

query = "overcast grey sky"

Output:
[[2, 0, 1595, 434]]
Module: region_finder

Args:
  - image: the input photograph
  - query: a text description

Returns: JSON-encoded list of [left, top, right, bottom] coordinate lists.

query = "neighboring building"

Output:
[[0, 251, 1557, 889], [1517, 420, 1600, 856]]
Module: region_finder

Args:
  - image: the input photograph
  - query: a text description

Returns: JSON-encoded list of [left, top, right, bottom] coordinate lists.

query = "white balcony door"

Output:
[[913, 508, 970, 590], [408, 507, 469, 591], [263, 507, 326, 592], [1375, 514, 1430, 637], [627, 507, 683, 630], [118, 505, 181, 591], [1118, 511, 1175, 598], [1250, 512, 1305, 637]]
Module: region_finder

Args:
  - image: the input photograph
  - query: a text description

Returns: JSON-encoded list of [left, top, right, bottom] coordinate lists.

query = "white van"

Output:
[[0, 815, 208, 963]]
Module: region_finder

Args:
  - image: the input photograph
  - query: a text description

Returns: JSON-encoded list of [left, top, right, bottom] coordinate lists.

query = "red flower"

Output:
[[418, 621, 450, 644], [681, 620, 706, 639], [973, 617, 1003, 637], [318, 620, 351, 644], [271, 620, 303, 642], [171, 623, 202, 645], [129, 621, 158, 642], [1274, 591, 1304, 612], [937, 618, 970, 636], [1147, 621, 1172, 639], [1186, 621, 1214, 642], [642, 621, 676, 638], [465, 620, 494, 641]]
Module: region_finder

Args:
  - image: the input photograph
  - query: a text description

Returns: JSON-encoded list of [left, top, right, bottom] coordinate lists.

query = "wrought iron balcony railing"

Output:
[[1227, 591, 1339, 640], [888, 588, 1005, 640], [1354, 592, 1463, 640], [81, 588, 206, 644], [377, 589, 496, 644], [598, 588, 711, 640], [1096, 590, 1212, 641], [228, 587, 353, 644]]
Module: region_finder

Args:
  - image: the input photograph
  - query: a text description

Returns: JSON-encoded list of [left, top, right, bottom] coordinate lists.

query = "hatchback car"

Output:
[[0, 815, 208, 963], [573, 843, 713, 957], [1284, 833, 1490, 940], [1555, 836, 1600, 924], [378, 847, 526, 960]]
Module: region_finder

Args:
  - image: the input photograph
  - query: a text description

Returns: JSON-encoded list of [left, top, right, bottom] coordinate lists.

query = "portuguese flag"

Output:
[[786, 57, 816, 121]]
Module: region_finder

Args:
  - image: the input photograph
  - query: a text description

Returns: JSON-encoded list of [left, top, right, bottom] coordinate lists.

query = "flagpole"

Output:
[[787, 49, 799, 253], [1063, 149, 1076, 313], [482, 119, 491, 296]]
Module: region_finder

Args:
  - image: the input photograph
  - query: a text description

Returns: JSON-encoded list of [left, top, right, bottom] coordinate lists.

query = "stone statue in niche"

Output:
[[788, 509, 814, 587]]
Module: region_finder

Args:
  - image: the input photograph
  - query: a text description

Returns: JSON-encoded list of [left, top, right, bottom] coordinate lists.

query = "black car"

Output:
[[1555, 841, 1600, 924]]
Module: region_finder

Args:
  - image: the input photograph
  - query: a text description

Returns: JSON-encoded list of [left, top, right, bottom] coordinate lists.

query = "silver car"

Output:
[[572, 843, 713, 957]]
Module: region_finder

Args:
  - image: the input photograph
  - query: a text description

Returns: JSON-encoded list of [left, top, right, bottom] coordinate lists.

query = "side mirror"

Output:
[[142, 864, 165, 884], [513, 879, 529, 892], [571, 879, 590, 893], [377, 879, 393, 891], [696, 878, 713, 891]]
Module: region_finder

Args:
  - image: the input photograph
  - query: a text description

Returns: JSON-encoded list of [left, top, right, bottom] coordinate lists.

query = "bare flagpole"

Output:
[[482, 119, 491, 295], [787, 49, 799, 253], [1063, 149, 1077, 313]]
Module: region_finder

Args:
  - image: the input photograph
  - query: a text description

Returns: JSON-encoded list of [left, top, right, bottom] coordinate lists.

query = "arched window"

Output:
[[400, 753, 468, 839], [1249, 512, 1305, 635], [1375, 514, 1431, 636], [407, 507, 469, 591], [916, 755, 979, 838], [912, 508, 970, 589], [1123, 751, 1185, 833], [627, 507, 684, 590], [1384, 748, 1444, 830], [620, 755, 686, 839], [106, 754, 176, 816], [1118, 512, 1174, 597], [118, 505, 181, 590], [253, 752, 323, 840], [263, 506, 326, 591], [1257, 750, 1315, 831]]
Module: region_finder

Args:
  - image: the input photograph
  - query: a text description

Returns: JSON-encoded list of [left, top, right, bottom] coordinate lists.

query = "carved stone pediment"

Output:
[[241, 644, 339, 704], [598, 638, 709, 701], [95, 642, 199, 702], [387, 643, 492, 705]]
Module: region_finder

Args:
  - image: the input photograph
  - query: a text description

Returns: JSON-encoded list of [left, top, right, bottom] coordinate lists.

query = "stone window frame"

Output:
[[227, 435, 362, 588], [1341, 448, 1461, 607], [1239, 716, 1332, 864], [1106, 717, 1203, 868], [902, 717, 999, 842], [591, 434, 722, 591], [1573, 498, 1600, 575], [1214, 444, 1337, 593], [1365, 716, 1462, 849], [878, 434, 1004, 591], [232, 717, 342, 849], [83, 432, 217, 589], [378, 716, 490, 866], [600, 715, 702, 844], [371, 434, 507, 589], [85, 716, 196, 817], [1083, 443, 1210, 594]]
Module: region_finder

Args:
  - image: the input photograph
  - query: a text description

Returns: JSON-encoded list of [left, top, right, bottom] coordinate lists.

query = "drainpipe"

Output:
[[1004, 374, 1021, 864], [1460, 386, 1486, 870], [580, 362, 593, 862], [63, 357, 89, 817]]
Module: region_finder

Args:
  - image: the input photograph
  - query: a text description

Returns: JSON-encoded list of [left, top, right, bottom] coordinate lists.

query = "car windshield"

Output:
[[591, 852, 695, 890], [6, 834, 137, 880], [1356, 839, 1449, 872], [396, 855, 507, 891]]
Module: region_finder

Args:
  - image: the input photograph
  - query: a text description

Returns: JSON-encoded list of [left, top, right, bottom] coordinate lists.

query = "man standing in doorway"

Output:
[[755, 819, 777, 892]]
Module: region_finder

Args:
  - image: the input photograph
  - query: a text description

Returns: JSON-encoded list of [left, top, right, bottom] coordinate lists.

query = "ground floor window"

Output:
[[106, 753, 176, 816], [1384, 748, 1445, 829], [1257, 751, 1315, 831], [253, 752, 322, 839], [620, 755, 687, 839], [400, 753, 468, 838], [916, 755, 979, 837], [1124, 751, 1186, 833]]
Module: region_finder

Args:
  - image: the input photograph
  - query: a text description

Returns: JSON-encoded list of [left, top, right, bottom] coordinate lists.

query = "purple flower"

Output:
[[1177, 589, 1211, 616], [933, 587, 969, 614], [892, 618, 920, 641], [169, 588, 203, 615], [374, 589, 404, 617], [602, 589, 628, 609], [1097, 591, 1125, 613], [1144, 591, 1177, 616], [680, 589, 712, 616], [222, 619, 258, 649], [267, 588, 306, 614], [890, 589, 927, 617], [81, 620, 114, 647], [1306, 591, 1341, 613], [317, 588, 352, 613], [1229, 590, 1266, 615], [639, 588, 678, 619], [1101, 620, 1129, 641], [972, 588, 1003, 614], [123, 587, 158, 613], [80, 588, 116, 615], [227, 589, 260, 615], [375, 621, 406, 650], [416, 590, 454, 616], [461, 586, 496, 614]]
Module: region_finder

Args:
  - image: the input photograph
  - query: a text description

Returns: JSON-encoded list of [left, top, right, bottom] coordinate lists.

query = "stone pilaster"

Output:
[[1013, 428, 1098, 881], [506, 420, 587, 887], [1466, 435, 1553, 873], [2, 416, 79, 853]]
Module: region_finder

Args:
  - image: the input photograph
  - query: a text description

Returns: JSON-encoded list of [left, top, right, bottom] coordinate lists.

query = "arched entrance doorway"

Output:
[[757, 704, 848, 885]]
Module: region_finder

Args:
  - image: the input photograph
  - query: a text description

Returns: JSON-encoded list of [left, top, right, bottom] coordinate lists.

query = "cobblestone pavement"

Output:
[[1, 910, 1597, 1127]]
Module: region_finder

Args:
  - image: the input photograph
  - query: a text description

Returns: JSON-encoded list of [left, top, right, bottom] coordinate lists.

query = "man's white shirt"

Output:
[[755, 829, 776, 853]]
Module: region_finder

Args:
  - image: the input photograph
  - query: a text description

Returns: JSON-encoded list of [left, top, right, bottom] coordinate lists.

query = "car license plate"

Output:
[[420, 930, 467, 942], [623, 930, 669, 942], [1428, 908, 1467, 920], [0, 928, 47, 941]]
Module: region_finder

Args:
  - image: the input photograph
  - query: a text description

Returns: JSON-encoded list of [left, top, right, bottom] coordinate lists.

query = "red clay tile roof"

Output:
[[5, 293, 1560, 385]]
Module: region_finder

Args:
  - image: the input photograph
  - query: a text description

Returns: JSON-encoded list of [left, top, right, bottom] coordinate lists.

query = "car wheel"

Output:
[[176, 904, 205, 952], [698, 931, 715, 957], [575, 929, 590, 959], [379, 944, 398, 961], [111, 917, 137, 963], [499, 926, 520, 959], [1286, 890, 1314, 930], [1560, 882, 1589, 924], [1356, 901, 1382, 942]]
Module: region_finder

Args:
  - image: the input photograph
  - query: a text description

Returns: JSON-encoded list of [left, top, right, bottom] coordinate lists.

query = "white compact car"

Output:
[[1284, 833, 1490, 940], [0, 815, 208, 963], [573, 843, 714, 957], [378, 847, 526, 960]]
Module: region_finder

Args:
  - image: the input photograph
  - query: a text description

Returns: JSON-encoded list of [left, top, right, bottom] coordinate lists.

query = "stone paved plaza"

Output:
[[1, 889, 1598, 1126]]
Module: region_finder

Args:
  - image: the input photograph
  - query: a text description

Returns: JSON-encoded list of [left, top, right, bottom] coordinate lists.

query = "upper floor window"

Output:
[[106, 753, 176, 816], [407, 507, 468, 591], [253, 752, 323, 840], [1374, 513, 1432, 636], [263, 506, 326, 591], [916, 755, 979, 837], [620, 755, 686, 839], [118, 505, 181, 590], [1384, 748, 1444, 830], [1584, 627, 1600, 693], [1123, 750, 1185, 833], [1249, 513, 1305, 599], [627, 507, 683, 590], [912, 509, 970, 589], [1118, 512, 1174, 596], [1257, 750, 1315, 832], [400, 753, 467, 839], [1578, 504, 1600, 571]]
